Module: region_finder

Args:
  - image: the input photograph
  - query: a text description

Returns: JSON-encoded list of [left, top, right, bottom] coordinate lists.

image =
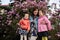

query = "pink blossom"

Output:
[[55, 31, 60, 37], [0, 16, 3, 19], [38, 1, 47, 9], [5, 20, 12, 25], [48, 36, 51, 38], [26, 0, 34, 2]]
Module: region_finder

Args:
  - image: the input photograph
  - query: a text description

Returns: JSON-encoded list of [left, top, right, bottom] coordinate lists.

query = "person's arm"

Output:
[[30, 16, 33, 22], [18, 19, 24, 28], [38, 19, 41, 27], [27, 21, 30, 32], [44, 16, 52, 31]]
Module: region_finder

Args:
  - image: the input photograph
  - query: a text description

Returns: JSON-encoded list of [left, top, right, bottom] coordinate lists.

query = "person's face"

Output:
[[24, 14, 29, 19], [39, 10, 44, 16], [33, 9, 38, 16]]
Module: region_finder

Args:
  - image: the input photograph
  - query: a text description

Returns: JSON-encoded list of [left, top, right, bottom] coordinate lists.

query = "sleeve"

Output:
[[30, 16, 33, 22], [38, 19, 40, 27], [27, 21, 30, 31], [19, 19, 24, 28], [44, 16, 52, 31], [19, 20, 23, 25]]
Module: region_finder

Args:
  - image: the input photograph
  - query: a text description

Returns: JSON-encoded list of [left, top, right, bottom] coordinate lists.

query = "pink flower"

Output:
[[26, 0, 34, 2], [5, 20, 12, 25], [16, 14, 20, 17], [38, 1, 47, 9], [38, 1, 43, 7], [48, 36, 51, 38], [21, 1, 30, 10], [0, 16, 3, 19], [27, 1, 38, 8], [55, 32, 60, 37]]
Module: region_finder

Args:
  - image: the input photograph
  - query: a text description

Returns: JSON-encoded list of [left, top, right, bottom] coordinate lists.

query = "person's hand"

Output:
[[48, 27, 54, 31]]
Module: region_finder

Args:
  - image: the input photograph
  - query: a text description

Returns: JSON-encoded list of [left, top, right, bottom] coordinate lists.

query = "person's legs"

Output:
[[42, 31, 48, 40], [20, 35, 23, 40], [42, 37, 44, 40], [42, 36, 48, 40], [24, 35, 27, 40], [36, 32, 42, 40], [44, 36, 48, 40]]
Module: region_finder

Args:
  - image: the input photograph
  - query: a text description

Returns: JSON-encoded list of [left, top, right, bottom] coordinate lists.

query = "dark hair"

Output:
[[33, 7, 38, 12], [31, 7, 38, 17], [23, 11, 30, 17]]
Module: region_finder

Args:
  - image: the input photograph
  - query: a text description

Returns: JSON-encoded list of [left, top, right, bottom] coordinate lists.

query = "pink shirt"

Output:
[[38, 16, 52, 32]]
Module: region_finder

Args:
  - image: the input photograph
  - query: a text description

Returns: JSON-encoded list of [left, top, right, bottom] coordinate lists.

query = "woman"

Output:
[[29, 7, 38, 40], [38, 9, 52, 40]]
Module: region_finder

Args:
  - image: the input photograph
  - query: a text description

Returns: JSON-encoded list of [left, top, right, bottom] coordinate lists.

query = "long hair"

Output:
[[31, 7, 38, 17]]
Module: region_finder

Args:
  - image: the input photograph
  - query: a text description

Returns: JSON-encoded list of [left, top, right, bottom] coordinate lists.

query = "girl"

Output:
[[19, 12, 30, 40], [30, 7, 38, 40], [38, 9, 52, 40]]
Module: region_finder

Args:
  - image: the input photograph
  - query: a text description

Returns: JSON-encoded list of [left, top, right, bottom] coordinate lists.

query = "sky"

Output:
[[49, 0, 59, 5], [49, 0, 59, 8], [1, 0, 60, 8], [1, 0, 59, 4], [1, 0, 14, 5]]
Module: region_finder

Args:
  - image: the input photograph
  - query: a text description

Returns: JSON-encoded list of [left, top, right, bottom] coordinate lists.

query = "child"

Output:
[[38, 9, 52, 40], [19, 12, 30, 40]]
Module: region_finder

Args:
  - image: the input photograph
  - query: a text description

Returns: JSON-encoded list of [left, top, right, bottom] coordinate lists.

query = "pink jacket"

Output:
[[38, 16, 52, 32]]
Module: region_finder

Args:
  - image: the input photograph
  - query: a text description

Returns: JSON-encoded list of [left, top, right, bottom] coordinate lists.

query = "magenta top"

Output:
[[38, 16, 52, 32]]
